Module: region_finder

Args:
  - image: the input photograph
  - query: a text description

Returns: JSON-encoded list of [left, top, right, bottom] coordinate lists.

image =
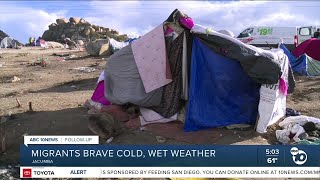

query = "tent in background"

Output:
[[0, 37, 17, 49], [292, 38, 320, 61], [280, 43, 320, 76]]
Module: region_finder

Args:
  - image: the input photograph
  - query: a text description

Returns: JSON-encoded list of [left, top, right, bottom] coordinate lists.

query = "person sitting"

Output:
[[313, 29, 320, 39]]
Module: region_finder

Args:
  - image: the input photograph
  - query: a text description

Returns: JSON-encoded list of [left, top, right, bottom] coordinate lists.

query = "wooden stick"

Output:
[[29, 102, 33, 112], [16, 97, 21, 107]]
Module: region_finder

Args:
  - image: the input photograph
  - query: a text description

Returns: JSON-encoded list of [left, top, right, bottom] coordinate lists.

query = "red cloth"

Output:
[[292, 38, 320, 60], [91, 81, 111, 106]]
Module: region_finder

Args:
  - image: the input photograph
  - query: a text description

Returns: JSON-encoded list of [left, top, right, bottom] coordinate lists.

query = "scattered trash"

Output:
[[226, 124, 251, 131], [106, 137, 114, 144], [155, 136, 166, 143], [15, 98, 21, 108], [69, 55, 77, 59], [286, 108, 301, 117], [31, 57, 48, 67], [140, 127, 146, 131], [72, 67, 95, 73], [52, 53, 70, 57], [56, 57, 65, 61], [276, 115, 320, 144], [11, 76, 20, 83]]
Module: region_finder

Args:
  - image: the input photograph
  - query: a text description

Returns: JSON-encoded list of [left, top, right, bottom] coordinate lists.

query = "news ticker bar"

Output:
[[20, 167, 320, 178], [20, 145, 320, 167]]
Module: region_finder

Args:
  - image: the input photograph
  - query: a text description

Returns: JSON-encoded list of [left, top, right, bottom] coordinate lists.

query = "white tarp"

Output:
[[256, 49, 289, 133]]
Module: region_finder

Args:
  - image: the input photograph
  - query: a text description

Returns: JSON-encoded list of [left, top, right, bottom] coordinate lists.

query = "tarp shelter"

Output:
[[0, 37, 17, 49], [280, 43, 320, 76], [87, 9, 295, 133], [292, 38, 320, 61]]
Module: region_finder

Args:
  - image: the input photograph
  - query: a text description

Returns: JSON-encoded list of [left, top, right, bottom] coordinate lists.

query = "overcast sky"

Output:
[[0, 1, 319, 43]]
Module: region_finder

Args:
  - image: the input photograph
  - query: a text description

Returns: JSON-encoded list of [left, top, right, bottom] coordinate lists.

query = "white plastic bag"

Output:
[[256, 50, 289, 133]]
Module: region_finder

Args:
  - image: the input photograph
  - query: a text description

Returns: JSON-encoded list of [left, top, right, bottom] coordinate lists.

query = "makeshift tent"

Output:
[[280, 43, 320, 76], [292, 38, 320, 61], [0, 37, 17, 49], [86, 9, 295, 132]]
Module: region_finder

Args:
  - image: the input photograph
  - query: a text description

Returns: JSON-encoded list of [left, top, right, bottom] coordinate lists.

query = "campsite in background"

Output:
[[1, 0, 320, 179]]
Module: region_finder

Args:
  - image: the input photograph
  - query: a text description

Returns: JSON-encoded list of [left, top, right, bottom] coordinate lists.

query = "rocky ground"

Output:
[[42, 17, 128, 44], [0, 47, 319, 179]]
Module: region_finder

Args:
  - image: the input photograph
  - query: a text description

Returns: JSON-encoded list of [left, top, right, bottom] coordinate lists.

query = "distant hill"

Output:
[[42, 17, 128, 43], [0, 29, 22, 45]]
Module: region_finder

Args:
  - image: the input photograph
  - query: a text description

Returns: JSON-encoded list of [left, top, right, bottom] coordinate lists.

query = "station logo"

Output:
[[290, 147, 308, 165], [22, 168, 32, 178]]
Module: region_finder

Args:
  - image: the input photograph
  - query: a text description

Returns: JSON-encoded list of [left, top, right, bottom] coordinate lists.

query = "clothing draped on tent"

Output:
[[150, 32, 185, 118]]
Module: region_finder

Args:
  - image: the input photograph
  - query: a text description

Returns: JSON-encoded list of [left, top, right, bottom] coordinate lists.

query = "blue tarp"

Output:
[[184, 37, 261, 131], [279, 43, 297, 64]]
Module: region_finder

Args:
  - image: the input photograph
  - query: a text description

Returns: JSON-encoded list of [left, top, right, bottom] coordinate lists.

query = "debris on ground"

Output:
[[52, 53, 70, 57], [276, 115, 320, 144], [11, 76, 20, 83], [30, 57, 48, 67], [226, 124, 251, 131], [286, 108, 301, 117], [28, 102, 33, 112], [106, 137, 114, 144], [156, 136, 166, 143], [15, 98, 21, 107], [71, 67, 95, 73]]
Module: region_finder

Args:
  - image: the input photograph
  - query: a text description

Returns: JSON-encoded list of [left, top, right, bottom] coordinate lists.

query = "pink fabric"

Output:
[[164, 27, 174, 35], [279, 78, 288, 96], [179, 17, 194, 30], [293, 38, 320, 61], [91, 81, 111, 106], [131, 25, 172, 93]]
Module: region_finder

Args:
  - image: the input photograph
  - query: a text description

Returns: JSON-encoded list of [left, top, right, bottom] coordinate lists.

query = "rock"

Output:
[[42, 30, 52, 40], [41, 17, 127, 45], [88, 114, 122, 139], [56, 18, 68, 24], [85, 39, 110, 56], [83, 26, 95, 36], [79, 18, 89, 25], [111, 30, 119, 35], [77, 40, 84, 46], [69, 17, 80, 24], [48, 23, 58, 30]]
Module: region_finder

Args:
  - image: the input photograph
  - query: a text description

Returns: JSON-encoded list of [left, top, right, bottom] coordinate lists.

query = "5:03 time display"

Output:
[[266, 149, 280, 155]]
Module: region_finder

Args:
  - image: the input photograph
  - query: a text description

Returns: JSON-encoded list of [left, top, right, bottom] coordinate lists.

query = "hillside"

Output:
[[42, 17, 129, 43]]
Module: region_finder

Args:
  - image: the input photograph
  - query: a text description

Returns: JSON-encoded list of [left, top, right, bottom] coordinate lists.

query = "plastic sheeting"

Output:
[[109, 38, 129, 53], [104, 45, 163, 107], [184, 37, 261, 131], [191, 24, 281, 85]]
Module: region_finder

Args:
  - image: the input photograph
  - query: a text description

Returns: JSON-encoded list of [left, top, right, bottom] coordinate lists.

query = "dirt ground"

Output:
[[0, 47, 319, 179]]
